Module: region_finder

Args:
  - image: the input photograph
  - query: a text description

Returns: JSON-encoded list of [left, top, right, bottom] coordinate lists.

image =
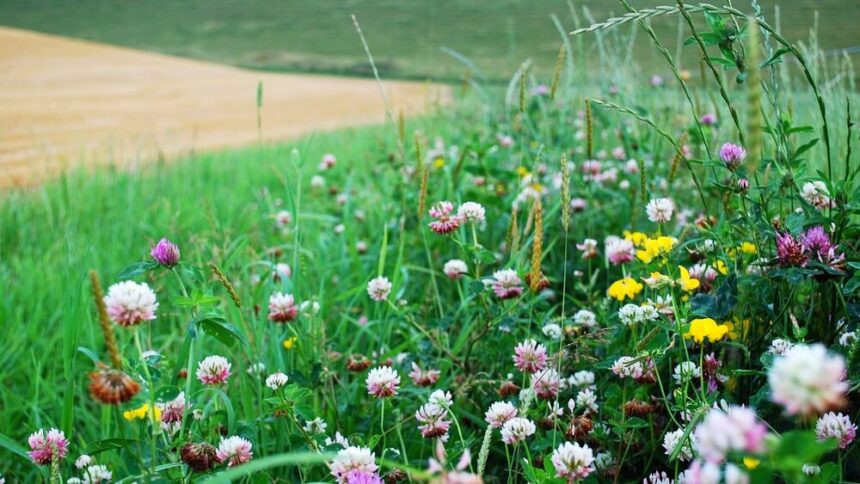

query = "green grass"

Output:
[[0, 4, 858, 482], [1, 0, 858, 81]]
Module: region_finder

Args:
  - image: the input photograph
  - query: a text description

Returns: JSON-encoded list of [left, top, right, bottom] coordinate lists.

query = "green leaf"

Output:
[[196, 317, 248, 347], [116, 261, 159, 280], [762, 48, 790, 68], [84, 438, 138, 455], [704, 11, 727, 34]]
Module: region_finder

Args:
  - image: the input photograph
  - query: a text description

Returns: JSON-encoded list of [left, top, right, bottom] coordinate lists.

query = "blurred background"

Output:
[[2, 0, 858, 82]]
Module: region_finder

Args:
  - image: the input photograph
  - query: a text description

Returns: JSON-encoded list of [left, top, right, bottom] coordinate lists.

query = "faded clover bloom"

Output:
[[443, 259, 468, 280], [485, 401, 518, 428], [216, 436, 253, 467], [329, 446, 378, 483], [268, 292, 299, 323], [815, 412, 857, 449], [408, 362, 440, 387], [366, 366, 400, 398], [197, 355, 231, 385], [572, 309, 597, 328], [27, 428, 69, 465], [428, 201, 462, 235], [800, 181, 833, 210], [513, 339, 548, 374], [693, 406, 767, 463], [487, 269, 523, 299]]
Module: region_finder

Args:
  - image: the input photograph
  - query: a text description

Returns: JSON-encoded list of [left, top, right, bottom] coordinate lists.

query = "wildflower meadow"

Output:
[[1, 3, 859, 484]]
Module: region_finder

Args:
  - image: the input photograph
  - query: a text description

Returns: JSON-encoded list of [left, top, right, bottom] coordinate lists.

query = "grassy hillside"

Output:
[[1, 0, 858, 81]]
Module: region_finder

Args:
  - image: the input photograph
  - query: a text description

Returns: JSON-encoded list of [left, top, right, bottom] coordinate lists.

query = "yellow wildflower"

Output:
[[516, 166, 530, 178], [739, 242, 757, 255], [715, 260, 729, 276], [283, 336, 298, 350], [123, 403, 161, 422], [684, 318, 729, 344], [636, 236, 675, 263], [607, 278, 644, 302], [743, 457, 760, 469], [677, 266, 700, 293], [623, 231, 649, 247], [433, 157, 445, 169]]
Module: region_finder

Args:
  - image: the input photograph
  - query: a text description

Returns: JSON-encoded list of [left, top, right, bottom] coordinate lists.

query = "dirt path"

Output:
[[0, 27, 445, 188]]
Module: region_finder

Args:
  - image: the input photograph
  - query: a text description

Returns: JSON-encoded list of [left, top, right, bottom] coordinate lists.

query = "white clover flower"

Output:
[[457, 201, 486, 223], [663, 428, 695, 461], [500, 417, 536, 445], [573, 309, 597, 328], [104, 281, 158, 327], [428, 389, 453, 409], [75, 455, 92, 469], [694, 406, 767, 463], [800, 181, 833, 210], [645, 197, 675, 223], [768, 343, 847, 416], [768, 338, 794, 356], [815, 412, 856, 449], [551, 441, 594, 481], [542, 323, 562, 340], [838, 331, 857, 347], [575, 388, 599, 414], [570, 370, 595, 389], [367, 276, 392, 302], [329, 446, 377, 483], [82, 464, 112, 483], [265, 372, 289, 390], [443, 259, 468, 280], [304, 417, 328, 435], [673, 362, 701, 383], [485, 401, 518, 429]]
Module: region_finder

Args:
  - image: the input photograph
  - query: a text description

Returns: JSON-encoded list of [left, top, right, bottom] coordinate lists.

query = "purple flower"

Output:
[[345, 470, 383, 484], [775, 232, 808, 267], [719, 143, 746, 170], [151, 238, 181, 267], [700, 113, 717, 126], [737, 178, 750, 192], [800, 226, 832, 259]]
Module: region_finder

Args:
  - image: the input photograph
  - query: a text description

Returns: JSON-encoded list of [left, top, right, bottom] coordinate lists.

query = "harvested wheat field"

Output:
[[0, 27, 443, 187]]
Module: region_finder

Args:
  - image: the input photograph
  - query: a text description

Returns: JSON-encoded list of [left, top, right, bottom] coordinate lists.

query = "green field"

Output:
[[1, 0, 858, 81]]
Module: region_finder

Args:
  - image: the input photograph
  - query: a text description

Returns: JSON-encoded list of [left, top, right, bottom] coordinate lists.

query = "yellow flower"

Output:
[[684, 318, 729, 344], [677, 266, 700, 293], [607, 278, 644, 302], [516, 166, 530, 178], [739, 242, 757, 255], [724, 318, 750, 341], [433, 157, 445, 169], [642, 271, 672, 289], [623, 231, 649, 247], [743, 457, 760, 469], [636, 236, 675, 263], [531, 183, 544, 193], [123, 403, 161, 422], [715, 259, 729, 276], [283, 336, 298, 350]]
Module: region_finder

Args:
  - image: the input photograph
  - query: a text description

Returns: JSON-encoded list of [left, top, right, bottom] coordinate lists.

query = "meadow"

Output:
[[1, 2, 860, 483]]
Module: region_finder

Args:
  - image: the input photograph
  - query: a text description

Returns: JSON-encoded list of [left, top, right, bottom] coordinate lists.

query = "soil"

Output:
[[0, 27, 446, 188]]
